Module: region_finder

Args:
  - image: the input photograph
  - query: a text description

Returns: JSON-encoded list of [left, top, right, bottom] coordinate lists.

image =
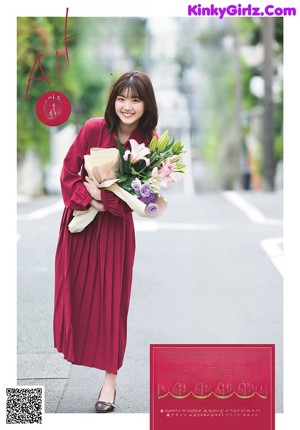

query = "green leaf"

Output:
[[165, 138, 175, 153], [115, 139, 127, 174], [116, 138, 126, 157], [131, 166, 140, 175], [117, 174, 129, 182]]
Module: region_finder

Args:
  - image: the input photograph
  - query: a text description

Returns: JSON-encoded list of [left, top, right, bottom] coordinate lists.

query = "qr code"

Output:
[[6, 387, 43, 424]]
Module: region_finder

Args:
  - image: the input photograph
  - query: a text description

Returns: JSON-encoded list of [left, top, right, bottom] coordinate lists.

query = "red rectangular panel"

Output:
[[150, 344, 275, 430]]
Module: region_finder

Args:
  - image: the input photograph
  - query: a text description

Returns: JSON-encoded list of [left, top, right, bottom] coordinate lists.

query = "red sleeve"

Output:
[[101, 190, 133, 217], [60, 121, 93, 211]]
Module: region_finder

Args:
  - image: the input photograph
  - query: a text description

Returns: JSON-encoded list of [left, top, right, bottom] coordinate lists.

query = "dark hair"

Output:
[[105, 71, 158, 138]]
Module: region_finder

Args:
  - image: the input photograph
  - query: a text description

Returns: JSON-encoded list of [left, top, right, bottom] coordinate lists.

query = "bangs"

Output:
[[117, 80, 144, 100]]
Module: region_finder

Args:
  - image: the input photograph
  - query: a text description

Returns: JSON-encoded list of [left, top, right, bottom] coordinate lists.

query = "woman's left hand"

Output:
[[84, 176, 102, 201]]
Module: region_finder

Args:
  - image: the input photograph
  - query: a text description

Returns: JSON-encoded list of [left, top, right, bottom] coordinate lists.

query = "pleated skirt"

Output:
[[53, 208, 135, 375]]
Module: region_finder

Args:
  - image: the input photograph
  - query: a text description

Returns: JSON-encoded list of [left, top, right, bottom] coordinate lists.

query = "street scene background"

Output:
[[17, 16, 283, 414]]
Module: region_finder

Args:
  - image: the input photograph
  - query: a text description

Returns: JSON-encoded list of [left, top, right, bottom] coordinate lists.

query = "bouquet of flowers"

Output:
[[68, 131, 186, 233], [115, 130, 186, 216]]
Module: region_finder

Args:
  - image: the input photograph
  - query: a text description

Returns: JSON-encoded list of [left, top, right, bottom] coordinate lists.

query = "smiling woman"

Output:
[[104, 71, 158, 141], [53, 71, 159, 414]]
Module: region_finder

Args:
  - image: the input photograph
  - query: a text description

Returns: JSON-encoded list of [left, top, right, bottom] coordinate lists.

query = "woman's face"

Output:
[[115, 88, 145, 129]]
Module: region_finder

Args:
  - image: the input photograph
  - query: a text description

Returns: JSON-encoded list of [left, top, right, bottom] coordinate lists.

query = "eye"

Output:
[[132, 98, 141, 103], [117, 96, 124, 101]]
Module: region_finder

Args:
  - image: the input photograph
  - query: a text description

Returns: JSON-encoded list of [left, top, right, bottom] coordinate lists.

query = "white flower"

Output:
[[123, 139, 151, 166]]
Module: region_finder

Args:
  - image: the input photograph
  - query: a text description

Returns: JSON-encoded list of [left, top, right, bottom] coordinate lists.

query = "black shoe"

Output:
[[95, 389, 116, 413]]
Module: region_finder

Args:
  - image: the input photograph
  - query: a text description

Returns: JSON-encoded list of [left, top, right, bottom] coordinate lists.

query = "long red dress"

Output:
[[53, 117, 153, 375]]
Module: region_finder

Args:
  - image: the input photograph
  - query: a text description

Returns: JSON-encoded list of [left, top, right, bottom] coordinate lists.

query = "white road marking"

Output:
[[223, 191, 282, 226], [18, 199, 218, 231], [18, 200, 64, 220], [17, 196, 284, 277], [134, 221, 219, 232], [223, 192, 283, 276], [260, 237, 284, 277]]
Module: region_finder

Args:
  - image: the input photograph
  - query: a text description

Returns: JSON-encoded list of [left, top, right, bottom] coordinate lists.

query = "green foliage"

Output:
[[17, 101, 50, 163], [190, 17, 283, 188], [17, 17, 148, 164], [241, 63, 260, 110], [244, 17, 283, 46], [119, 18, 148, 68], [17, 16, 76, 162]]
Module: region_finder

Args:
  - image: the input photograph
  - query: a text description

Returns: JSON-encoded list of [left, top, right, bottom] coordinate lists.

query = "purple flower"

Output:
[[145, 203, 159, 215], [131, 178, 141, 193], [140, 183, 152, 198], [138, 193, 157, 205]]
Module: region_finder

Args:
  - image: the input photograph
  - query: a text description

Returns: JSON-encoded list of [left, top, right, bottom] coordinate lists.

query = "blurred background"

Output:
[[17, 16, 283, 196], [17, 17, 283, 415]]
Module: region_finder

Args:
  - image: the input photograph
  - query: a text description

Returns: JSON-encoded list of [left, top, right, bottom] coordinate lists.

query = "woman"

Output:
[[53, 71, 158, 412]]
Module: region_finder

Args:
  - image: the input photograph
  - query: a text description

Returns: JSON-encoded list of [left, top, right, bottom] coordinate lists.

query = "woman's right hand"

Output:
[[90, 199, 107, 212], [84, 176, 102, 200]]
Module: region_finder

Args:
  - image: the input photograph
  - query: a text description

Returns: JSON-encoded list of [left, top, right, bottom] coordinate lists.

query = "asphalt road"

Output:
[[17, 189, 283, 414]]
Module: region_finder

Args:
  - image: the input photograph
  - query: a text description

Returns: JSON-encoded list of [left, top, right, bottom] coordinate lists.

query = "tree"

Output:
[[17, 17, 149, 165]]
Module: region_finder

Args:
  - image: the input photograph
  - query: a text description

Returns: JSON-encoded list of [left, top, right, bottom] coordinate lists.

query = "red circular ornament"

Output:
[[36, 91, 71, 126]]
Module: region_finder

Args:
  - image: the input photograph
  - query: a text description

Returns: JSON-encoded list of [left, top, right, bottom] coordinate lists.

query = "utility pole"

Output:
[[262, 17, 275, 191], [234, 32, 243, 190]]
